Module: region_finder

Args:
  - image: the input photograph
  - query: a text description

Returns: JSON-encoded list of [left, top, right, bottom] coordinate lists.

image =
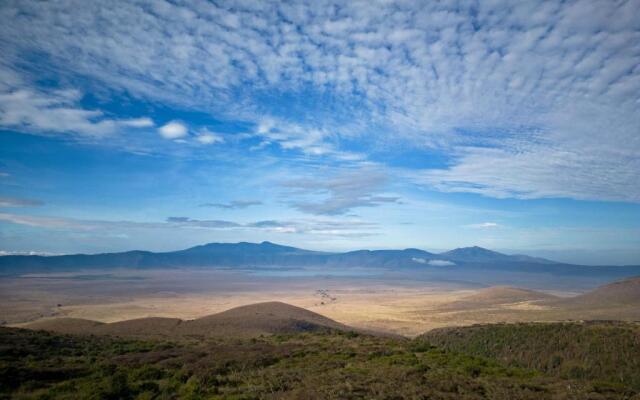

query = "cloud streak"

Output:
[[0, 196, 44, 207], [285, 169, 400, 215], [0, 212, 377, 238], [466, 222, 501, 229], [199, 200, 262, 210]]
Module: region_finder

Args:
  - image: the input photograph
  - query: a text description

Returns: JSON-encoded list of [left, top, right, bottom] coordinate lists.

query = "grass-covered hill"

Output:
[[420, 321, 640, 393], [22, 302, 352, 339], [555, 276, 640, 307], [2, 322, 640, 399]]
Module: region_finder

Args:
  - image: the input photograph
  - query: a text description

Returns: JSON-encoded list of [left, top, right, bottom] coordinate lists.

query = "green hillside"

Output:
[[421, 321, 640, 393], [2, 325, 639, 399]]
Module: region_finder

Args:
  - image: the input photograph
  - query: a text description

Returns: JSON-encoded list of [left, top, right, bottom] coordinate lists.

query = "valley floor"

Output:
[[2, 268, 639, 336]]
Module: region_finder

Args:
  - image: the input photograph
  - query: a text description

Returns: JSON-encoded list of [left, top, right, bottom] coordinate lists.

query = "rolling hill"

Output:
[[177, 301, 349, 337], [431, 277, 640, 324], [556, 276, 640, 307], [23, 301, 354, 338], [24, 317, 105, 335]]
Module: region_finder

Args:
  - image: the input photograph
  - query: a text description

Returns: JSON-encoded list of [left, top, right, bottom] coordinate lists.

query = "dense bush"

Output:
[[1, 324, 638, 399], [420, 321, 640, 392]]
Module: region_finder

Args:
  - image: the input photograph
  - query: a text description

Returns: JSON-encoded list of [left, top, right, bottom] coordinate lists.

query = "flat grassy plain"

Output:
[[0, 269, 482, 335], [4, 269, 640, 337]]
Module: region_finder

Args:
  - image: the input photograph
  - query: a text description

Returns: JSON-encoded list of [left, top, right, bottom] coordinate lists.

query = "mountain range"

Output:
[[1, 241, 639, 281], [0, 241, 550, 271]]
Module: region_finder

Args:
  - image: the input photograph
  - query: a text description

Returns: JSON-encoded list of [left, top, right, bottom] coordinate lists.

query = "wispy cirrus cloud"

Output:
[[0, 212, 77, 228], [0, 250, 61, 256], [199, 200, 262, 210], [0, 212, 376, 238], [196, 129, 225, 145], [466, 222, 501, 229], [0, 196, 44, 207], [284, 168, 400, 215]]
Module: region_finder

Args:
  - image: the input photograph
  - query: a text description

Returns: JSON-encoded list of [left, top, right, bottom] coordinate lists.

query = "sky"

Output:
[[0, 0, 639, 265]]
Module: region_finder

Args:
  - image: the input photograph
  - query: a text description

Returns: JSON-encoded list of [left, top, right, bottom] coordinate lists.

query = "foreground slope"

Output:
[[2, 322, 639, 399], [420, 321, 640, 392], [23, 301, 353, 338]]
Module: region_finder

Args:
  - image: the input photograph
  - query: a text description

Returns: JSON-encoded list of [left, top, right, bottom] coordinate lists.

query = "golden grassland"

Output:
[[3, 269, 639, 337]]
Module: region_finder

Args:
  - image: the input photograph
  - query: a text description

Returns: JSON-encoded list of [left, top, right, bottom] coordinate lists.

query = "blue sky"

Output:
[[0, 0, 639, 265]]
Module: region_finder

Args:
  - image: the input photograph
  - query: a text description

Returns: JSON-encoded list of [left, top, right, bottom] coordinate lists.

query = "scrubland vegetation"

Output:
[[421, 321, 640, 393], [2, 322, 640, 399]]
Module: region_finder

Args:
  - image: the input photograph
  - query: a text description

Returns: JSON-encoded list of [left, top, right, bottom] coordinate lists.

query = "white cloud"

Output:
[[0, 83, 154, 137], [196, 129, 224, 145], [412, 257, 456, 266], [467, 222, 500, 229], [0, 250, 60, 256], [0, 88, 113, 136], [427, 259, 456, 267], [254, 118, 334, 156], [120, 117, 154, 128], [158, 121, 188, 139]]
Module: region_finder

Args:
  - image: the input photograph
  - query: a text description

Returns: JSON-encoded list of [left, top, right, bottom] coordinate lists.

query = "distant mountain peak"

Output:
[[458, 246, 497, 252], [442, 246, 506, 256], [183, 241, 301, 254], [439, 246, 557, 264], [260, 241, 282, 247]]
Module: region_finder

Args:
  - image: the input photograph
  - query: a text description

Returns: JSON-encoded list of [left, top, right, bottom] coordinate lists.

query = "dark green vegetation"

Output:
[[421, 321, 640, 393], [3, 322, 640, 399]]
